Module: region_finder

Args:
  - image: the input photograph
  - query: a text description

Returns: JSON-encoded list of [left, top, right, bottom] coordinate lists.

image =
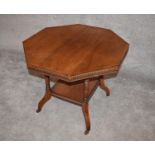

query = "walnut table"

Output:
[[23, 24, 129, 134]]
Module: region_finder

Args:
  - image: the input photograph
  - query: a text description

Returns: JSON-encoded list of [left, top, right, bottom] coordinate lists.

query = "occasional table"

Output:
[[23, 24, 129, 134]]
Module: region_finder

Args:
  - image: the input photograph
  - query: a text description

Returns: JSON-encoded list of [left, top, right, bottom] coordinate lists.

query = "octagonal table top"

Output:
[[23, 24, 129, 82]]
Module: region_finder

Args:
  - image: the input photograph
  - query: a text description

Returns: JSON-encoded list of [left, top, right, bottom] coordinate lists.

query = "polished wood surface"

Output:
[[23, 24, 129, 82], [23, 24, 129, 134]]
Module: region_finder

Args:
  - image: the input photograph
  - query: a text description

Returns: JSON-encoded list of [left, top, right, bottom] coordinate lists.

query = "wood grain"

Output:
[[23, 24, 129, 82]]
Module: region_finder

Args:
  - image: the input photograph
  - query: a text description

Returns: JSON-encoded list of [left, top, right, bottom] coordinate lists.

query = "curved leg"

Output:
[[36, 76, 52, 113], [82, 79, 91, 135], [36, 89, 52, 112], [82, 102, 90, 135], [99, 79, 110, 96]]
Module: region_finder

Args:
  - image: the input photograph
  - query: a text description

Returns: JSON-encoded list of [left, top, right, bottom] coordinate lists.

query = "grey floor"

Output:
[[0, 15, 155, 140]]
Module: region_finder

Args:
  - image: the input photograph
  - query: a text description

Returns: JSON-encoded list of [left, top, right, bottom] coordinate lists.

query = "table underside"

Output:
[[52, 79, 99, 106]]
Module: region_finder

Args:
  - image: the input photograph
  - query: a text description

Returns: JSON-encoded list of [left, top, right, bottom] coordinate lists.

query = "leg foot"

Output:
[[84, 129, 90, 135], [99, 79, 110, 96], [82, 102, 90, 135], [36, 107, 41, 113]]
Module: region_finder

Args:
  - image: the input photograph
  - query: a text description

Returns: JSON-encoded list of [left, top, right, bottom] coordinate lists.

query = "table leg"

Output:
[[36, 76, 52, 113], [82, 79, 91, 135], [99, 79, 110, 96]]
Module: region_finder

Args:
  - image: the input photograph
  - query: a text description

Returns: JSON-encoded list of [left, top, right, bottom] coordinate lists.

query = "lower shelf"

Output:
[[52, 79, 99, 106]]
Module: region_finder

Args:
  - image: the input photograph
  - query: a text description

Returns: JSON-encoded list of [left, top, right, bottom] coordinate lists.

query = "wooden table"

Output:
[[23, 24, 129, 134]]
